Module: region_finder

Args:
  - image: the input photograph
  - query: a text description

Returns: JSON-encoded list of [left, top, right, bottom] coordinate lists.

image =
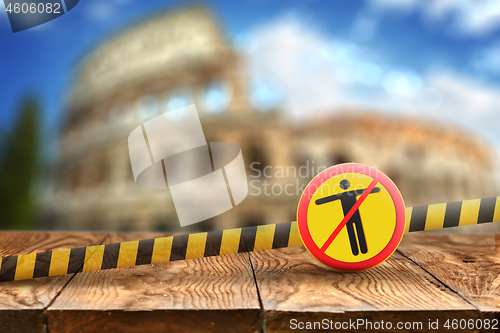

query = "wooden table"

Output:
[[0, 232, 498, 333]]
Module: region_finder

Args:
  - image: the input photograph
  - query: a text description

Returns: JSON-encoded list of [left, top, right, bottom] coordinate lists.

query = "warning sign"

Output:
[[297, 163, 406, 271]]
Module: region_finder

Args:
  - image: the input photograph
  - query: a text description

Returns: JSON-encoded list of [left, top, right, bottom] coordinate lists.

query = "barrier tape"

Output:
[[403, 196, 500, 232], [1, 196, 499, 282]]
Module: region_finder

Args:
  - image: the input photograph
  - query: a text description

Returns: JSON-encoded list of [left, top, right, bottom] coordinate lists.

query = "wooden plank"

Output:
[[398, 233, 500, 313], [46, 233, 262, 333], [0, 232, 107, 333], [48, 310, 261, 333], [250, 246, 480, 333]]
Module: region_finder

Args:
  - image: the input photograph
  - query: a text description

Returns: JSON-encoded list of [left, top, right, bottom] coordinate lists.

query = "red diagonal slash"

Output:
[[320, 178, 379, 252]]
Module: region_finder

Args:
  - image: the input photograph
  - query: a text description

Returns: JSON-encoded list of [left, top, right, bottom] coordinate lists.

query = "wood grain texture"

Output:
[[47, 232, 261, 333], [398, 233, 500, 312], [0, 232, 497, 333], [250, 246, 480, 333], [0, 232, 107, 333]]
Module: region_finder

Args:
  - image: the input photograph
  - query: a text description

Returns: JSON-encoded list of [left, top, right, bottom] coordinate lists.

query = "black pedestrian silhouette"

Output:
[[315, 179, 380, 256]]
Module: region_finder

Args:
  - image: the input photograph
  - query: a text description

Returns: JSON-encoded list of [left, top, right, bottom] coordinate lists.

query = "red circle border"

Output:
[[297, 163, 406, 271]]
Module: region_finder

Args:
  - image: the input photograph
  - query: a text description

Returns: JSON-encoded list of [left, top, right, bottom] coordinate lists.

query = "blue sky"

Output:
[[1, 0, 500, 155]]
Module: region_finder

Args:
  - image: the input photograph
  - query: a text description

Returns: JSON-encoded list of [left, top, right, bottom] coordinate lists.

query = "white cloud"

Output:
[[245, 15, 500, 147], [368, 0, 500, 36], [472, 41, 500, 75], [244, 16, 422, 117], [244, 17, 347, 117], [383, 69, 423, 98], [421, 71, 500, 140], [424, 0, 500, 36], [245, 15, 500, 188], [244, 16, 427, 116]]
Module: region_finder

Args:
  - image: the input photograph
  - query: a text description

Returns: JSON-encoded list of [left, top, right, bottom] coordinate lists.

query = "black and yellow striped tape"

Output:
[[403, 196, 500, 232], [1, 196, 499, 282], [0, 221, 303, 282]]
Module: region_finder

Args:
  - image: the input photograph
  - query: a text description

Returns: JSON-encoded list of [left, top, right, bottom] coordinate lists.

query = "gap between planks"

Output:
[[33, 233, 489, 332], [41, 234, 110, 331], [395, 247, 482, 312], [247, 252, 267, 333]]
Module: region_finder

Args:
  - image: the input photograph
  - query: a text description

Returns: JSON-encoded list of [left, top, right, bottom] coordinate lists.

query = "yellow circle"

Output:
[[306, 172, 396, 263]]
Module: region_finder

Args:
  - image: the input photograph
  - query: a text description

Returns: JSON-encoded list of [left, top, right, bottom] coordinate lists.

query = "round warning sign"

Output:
[[297, 163, 405, 271]]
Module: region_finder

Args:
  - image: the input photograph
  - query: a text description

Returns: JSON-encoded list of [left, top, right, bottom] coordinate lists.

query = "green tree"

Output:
[[0, 97, 41, 229]]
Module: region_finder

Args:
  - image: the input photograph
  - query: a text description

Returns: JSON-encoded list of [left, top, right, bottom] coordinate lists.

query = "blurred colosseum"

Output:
[[41, 5, 498, 232]]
